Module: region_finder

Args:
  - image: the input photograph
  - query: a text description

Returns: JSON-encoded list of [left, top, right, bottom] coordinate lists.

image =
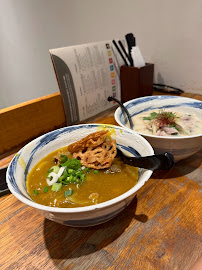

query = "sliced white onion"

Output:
[[46, 166, 66, 186], [46, 172, 59, 186], [57, 166, 66, 178]]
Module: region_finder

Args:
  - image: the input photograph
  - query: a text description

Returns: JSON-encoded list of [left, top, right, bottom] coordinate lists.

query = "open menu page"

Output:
[[50, 40, 125, 125]]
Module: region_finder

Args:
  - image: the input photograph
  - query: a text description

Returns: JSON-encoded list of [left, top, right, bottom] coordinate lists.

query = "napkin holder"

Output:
[[120, 63, 154, 103]]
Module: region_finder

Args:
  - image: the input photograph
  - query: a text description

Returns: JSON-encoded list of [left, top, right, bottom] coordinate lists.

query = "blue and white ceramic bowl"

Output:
[[115, 96, 202, 161], [6, 124, 154, 227]]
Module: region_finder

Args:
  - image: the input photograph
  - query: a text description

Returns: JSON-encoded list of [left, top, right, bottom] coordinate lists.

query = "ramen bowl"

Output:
[[6, 124, 154, 227], [115, 96, 202, 161]]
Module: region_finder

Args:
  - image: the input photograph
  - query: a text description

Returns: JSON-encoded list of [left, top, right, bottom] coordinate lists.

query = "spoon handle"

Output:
[[118, 150, 175, 170], [108, 96, 133, 129]]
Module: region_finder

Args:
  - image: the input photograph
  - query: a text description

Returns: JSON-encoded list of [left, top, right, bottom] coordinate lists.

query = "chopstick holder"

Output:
[[120, 63, 154, 103]]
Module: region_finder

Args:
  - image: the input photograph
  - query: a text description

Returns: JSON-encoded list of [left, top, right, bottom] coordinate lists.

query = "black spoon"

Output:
[[117, 148, 175, 170], [108, 96, 133, 129]]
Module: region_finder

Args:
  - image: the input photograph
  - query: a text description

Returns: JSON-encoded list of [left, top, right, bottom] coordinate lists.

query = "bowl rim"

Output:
[[6, 123, 154, 213], [115, 95, 202, 139]]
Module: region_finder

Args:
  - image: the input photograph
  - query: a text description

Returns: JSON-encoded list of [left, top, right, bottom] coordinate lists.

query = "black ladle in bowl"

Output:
[[108, 96, 133, 129], [117, 149, 175, 170]]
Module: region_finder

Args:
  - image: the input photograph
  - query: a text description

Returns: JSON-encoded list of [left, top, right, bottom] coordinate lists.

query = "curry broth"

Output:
[[26, 146, 138, 208]]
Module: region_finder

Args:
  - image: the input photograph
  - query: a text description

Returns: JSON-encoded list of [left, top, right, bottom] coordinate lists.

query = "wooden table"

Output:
[[0, 92, 202, 270]]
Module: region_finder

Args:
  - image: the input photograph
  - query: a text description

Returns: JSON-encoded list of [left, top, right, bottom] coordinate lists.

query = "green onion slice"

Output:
[[65, 189, 73, 197], [43, 186, 49, 193], [60, 155, 68, 164], [47, 165, 60, 175], [33, 190, 39, 195], [51, 183, 62, 192]]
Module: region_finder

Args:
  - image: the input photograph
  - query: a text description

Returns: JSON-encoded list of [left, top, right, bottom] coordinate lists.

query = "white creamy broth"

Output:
[[127, 108, 202, 137]]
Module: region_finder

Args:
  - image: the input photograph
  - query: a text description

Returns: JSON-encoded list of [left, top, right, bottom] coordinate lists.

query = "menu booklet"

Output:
[[50, 40, 125, 125]]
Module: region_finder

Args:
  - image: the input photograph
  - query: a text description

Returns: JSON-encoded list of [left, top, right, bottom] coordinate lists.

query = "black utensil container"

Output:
[[120, 63, 154, 103]]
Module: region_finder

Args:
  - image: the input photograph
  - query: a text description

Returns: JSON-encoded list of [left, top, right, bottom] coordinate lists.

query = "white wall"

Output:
[[0, 0, 202, 109]]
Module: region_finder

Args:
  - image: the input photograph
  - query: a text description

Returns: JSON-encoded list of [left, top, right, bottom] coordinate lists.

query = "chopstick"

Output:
[[118, 40, 133, 66], [112, 40, 128, 66]]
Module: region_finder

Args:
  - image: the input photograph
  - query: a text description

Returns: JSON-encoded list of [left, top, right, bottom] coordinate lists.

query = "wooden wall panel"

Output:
[[0, 92, 66, 156]]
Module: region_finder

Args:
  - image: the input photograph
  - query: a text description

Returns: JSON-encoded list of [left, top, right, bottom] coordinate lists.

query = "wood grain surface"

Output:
[[0, 92, 202, 270], [0, 92, 66, 157]]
